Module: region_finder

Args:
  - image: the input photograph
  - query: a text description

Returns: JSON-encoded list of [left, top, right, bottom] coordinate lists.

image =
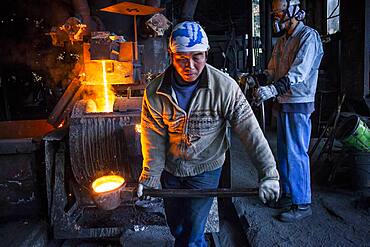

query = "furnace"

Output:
[[42, 2, 169, 240], [43, 96, 168, 239]]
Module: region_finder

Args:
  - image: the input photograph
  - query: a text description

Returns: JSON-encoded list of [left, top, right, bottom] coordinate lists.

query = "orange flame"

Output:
[[58, 120, 65, 128], [135, 124, 141, 133]]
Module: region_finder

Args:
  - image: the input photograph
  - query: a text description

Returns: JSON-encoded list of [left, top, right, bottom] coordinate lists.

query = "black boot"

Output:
[[278, 204, 312, 222], [268, 195, 292, 209]]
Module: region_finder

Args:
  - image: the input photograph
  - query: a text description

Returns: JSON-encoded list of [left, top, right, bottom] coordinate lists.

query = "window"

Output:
[[252, 0, 263, 69], [327, 0, 340, 34], [252, 0, 261, 38]]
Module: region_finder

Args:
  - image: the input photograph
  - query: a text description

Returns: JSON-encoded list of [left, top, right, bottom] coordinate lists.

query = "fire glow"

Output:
[[135, 124, 141, 133], [84, 60, 116, 113], [58, 120, 65, 128], [92, 175, 125, 193]]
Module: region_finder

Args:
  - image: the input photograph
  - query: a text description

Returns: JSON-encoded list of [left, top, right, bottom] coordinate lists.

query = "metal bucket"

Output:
[[91, 175, 126, 210], [336, 115, 370, 152]]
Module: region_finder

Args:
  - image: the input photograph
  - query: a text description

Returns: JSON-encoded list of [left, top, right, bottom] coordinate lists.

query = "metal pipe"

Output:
[[143, 188, 259, 198], [181, 0, 199, 21], [93, 186, 259, 210], [254, 74, 266, 133], [261, 102, 266, 133]]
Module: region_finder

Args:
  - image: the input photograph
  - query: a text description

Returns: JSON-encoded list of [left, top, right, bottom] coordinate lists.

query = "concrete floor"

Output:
[[218, 131, 370, 247], [0, 219, 48, 247]]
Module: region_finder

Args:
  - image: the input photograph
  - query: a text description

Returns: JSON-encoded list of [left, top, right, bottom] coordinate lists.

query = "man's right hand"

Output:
[[259, 179, 280, 204]]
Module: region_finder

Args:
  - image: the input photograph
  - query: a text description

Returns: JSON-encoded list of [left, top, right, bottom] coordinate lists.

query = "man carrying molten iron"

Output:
[[137, 21, 280, 247]]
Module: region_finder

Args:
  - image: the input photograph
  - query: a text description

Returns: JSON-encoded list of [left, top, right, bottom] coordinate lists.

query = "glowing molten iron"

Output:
[[101, 61, 112, 112], [84, 60, 116, 113], [92, 175, 125, 193]]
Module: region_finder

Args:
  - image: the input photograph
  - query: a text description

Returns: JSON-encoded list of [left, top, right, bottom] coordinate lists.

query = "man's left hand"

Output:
[[254, 85, 278, 106], [259, 179, 280, 204], [137, 183, 153, 200]]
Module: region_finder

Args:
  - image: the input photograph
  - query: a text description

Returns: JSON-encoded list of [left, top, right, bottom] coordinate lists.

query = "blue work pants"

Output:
[[277, 112, 312, 205], [160, 168, 222, 247]]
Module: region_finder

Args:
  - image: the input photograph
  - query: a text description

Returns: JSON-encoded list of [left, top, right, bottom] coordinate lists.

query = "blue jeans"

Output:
[[161, 168, 222, 247], [277, 112, 312, 205]]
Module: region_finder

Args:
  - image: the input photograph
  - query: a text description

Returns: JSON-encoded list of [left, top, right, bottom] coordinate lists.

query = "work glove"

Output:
[[259, 179, 280, 204], [137, 183, 157, 201], [254, 85, 278, 106], [136, 183, 162, 209], [137, 183, 148, 198]]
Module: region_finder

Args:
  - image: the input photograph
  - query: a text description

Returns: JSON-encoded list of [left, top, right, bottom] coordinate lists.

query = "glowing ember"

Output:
[[92, 175, 125, 193], [58, 120, 65, 128], [135, 124, 141, 133]]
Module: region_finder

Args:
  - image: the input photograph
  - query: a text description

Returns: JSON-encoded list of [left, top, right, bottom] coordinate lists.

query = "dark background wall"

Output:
[[0, 0, 369, 122]]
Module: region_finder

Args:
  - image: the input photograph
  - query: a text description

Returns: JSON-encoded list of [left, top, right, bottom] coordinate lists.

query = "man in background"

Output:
[[255, 0, 324, 222]]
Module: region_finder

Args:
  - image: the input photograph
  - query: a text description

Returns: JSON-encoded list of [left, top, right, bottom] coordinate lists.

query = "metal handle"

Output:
[[143, 188, 259, 198]]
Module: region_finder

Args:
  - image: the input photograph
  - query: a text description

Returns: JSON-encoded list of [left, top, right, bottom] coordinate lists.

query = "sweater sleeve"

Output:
[[225, 82, 279, 182], [138, 90, 167, 188]]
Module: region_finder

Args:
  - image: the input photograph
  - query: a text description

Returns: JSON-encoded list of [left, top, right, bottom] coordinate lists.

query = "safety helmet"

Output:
[[169, 21, 209, 53], [272, 0, 300, 12]]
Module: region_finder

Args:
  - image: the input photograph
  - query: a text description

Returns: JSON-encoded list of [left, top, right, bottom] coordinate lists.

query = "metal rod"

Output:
[[315, 94, 346, 162], [326, 93, 346, 160], [261, 102, 266, 133], [247, 0, 254, 72], [47, 78, 82, 127], [143, 188, 259, 198]]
